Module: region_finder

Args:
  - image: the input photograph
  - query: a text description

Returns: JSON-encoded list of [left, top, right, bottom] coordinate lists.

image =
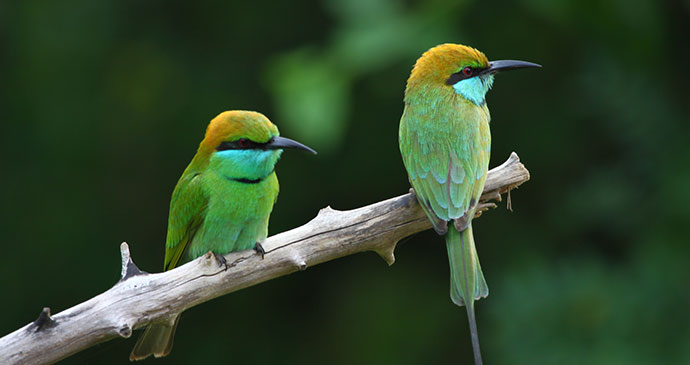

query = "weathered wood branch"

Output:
[[0, 152, 530, 364]]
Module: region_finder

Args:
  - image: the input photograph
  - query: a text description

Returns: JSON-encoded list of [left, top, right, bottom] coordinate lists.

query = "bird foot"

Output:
[[213, 252, 228, 271], [473, 202, 497, 218], [254, 242, 265, 259]]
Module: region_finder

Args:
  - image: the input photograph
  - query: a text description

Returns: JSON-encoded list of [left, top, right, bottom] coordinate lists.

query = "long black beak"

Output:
[[266, 136, 317, 154], [482, 60, 541, 75]]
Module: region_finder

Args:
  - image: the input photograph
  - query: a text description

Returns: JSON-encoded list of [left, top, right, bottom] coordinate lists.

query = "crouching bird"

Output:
[[130, 110, 316, 361], [398, 44, 539, 364]]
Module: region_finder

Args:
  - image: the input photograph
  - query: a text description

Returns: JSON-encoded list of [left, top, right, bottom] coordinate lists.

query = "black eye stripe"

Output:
[[445, 67, 487, 85], [216, 138, 273, 151]]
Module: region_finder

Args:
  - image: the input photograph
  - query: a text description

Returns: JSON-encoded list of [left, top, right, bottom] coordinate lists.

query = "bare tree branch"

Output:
[[0, 152, 530, 364]]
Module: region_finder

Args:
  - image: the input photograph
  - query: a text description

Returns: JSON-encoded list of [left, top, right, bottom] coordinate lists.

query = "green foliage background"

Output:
[[1, 0, 689, 363]]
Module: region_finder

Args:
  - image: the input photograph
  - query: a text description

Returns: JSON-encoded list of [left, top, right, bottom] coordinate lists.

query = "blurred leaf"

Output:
[[265, 49, 350, 153]]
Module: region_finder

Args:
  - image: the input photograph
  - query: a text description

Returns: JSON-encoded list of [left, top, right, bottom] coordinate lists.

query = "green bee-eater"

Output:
[[129, 110, 316, 361], [398, 44, 539, 364]]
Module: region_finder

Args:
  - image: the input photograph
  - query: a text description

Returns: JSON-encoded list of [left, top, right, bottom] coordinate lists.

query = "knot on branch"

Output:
[[118, 324, 132, 338], [120, 242, 146, 281], [30, 307, 57, 333], [374, 245, 397, 266], [318, 206, 340, 216]]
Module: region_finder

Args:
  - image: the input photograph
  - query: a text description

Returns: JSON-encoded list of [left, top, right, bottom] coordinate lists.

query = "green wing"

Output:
[[163, 171, 208, 271], [399, 106, 489, 230]]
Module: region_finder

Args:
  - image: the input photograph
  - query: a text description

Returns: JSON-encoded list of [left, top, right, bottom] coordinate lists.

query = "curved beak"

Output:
[[482, 60, 541, 75], [266, 136, 317, 154]]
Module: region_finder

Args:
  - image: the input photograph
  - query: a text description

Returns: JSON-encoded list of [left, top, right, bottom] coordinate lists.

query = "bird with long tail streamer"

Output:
[[398, 44, 540, 364]]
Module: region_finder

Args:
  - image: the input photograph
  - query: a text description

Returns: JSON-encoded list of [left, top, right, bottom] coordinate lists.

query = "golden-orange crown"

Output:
[[407, 44, 489, 89], [200, 111, 279, 152]]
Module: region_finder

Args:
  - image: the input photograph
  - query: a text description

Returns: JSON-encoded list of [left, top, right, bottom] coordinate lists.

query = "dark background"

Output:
[[2, 0, 689, 363]]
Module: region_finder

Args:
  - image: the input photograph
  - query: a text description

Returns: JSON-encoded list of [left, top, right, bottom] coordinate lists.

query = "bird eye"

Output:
[[237, 138, 250, 148], [462, 67, 473, 77]]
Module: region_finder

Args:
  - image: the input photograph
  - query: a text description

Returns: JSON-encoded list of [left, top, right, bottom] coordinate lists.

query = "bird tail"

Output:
[[446, 224, 488, 365], [129, 315, 180, 361]]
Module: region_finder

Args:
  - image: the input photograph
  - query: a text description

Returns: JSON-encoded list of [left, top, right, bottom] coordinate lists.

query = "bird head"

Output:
[[406, 43, 540, 106], [196, 111, 316, 182]]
